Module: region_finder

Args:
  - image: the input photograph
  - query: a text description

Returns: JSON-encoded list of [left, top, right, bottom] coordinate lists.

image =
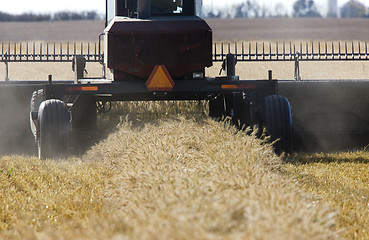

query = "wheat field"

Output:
[[2, 18, 369, 239], [1, 101, 340, 239], [284, 152, 369, 239]]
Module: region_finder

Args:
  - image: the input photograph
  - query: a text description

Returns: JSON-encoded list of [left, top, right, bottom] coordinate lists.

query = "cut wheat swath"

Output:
[[0, 101, 340, 239]]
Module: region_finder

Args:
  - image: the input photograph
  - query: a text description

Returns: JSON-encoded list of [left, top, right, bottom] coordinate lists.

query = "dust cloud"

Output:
[[280, 80, 369, 152], [0, 83, 41, 156]]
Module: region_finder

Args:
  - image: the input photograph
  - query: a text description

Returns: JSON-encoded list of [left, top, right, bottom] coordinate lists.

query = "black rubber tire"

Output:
[[38, 99, 70, 160], [209, 95, 226, 119], [30, 89, 44, 141], [30, 89, 44, 112], [29, 89, 44, 143], [263, 95, 293, 154]]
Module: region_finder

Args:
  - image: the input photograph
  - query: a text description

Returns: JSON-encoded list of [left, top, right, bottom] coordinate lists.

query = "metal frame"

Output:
[[1, 41, 102, 81], [213, 41, 369, 81], [213, 41, 369, 61], [0, 42, 102, 63], [1, 41, 369, 82], [42, 78, 277, 101], [213, 42, 369, 81]]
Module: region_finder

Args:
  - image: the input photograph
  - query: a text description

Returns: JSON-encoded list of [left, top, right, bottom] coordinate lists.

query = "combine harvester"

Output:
[[1, 0, 369, 158]]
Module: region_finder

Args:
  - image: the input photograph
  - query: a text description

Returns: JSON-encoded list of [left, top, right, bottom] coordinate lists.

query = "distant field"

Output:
[[1, 18, 369, 41], [0, 20, 104, 42], [208, 18, 369, 41]]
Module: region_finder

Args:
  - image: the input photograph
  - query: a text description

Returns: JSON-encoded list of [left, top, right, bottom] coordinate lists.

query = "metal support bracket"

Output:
[[226, 53, 237, 77], [4, 52, 9, 81], [294, 51, 301, 81], [224, 54, 239, 119], [220, 54, 238, 76], [72, 55, 87, 84]]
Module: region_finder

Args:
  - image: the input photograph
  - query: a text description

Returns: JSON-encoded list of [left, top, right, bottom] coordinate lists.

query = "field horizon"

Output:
[[1, 18, 369, 42]]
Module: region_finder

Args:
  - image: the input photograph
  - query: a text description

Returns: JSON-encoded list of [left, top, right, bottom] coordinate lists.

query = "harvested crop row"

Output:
[[0, 102, 339, 239]]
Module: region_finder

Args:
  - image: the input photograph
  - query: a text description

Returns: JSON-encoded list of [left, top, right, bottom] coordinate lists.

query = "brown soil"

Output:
[[207, 18, 369, 41], [0, 20, 105, 42], [1, 18, 369, 42]]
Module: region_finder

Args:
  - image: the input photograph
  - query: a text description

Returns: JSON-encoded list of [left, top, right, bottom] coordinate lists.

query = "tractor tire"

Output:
[[30, 89, 44, 112], [30, 89, 44, 141], [263, 95, 293, 154], [209, 95, 225, 119], [38, 99, 70, 160]]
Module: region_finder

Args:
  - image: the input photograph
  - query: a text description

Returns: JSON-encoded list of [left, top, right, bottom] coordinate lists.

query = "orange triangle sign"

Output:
[[146, 65, 175, 91]]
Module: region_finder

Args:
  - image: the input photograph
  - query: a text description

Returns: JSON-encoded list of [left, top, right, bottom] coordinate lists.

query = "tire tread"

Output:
[[38, 99, 70, 159], [264, 95, 293, 153]]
